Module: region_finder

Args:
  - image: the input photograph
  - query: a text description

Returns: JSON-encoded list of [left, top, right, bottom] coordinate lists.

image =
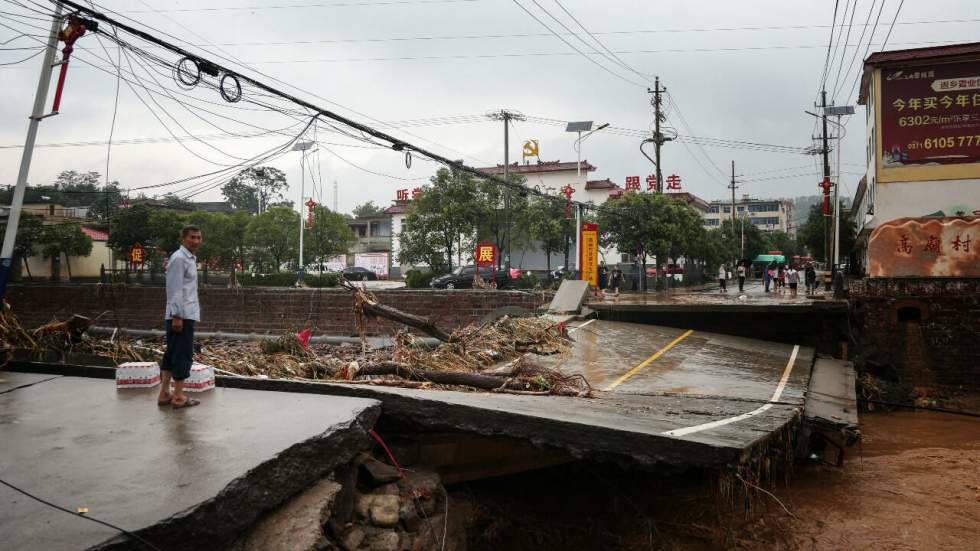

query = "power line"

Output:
[[830, 0, 860, 96], [833, 0, 877, 101], [128, 0, 482, 13], [880, 0, 906, 52], [508, 0, 645, 87]]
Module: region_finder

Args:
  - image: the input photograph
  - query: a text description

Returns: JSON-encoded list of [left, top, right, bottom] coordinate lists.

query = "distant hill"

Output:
[[790, 195, 851, 232]]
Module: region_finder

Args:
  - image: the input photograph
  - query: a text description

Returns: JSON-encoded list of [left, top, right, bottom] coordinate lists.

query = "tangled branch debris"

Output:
[[2, 300, 590, 397]]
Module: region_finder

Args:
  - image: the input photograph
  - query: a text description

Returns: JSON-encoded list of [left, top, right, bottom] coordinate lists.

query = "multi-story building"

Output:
[[847, 41, 980, 394], [703, 195, 793, 235]]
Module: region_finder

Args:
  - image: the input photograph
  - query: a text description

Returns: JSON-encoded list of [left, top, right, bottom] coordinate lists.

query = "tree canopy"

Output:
[[222, 166, 288, 214], [351, 201, 386, 218], [398, 167, 482, 271], [797, 202, 856, 262]]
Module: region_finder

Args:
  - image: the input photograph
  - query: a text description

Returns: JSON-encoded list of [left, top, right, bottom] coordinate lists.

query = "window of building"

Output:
[[723, 206, 731, 213], [750, 217, 780, 226], [748, 203, 777, 213], [705, 219, 720, 226], [867, 176, 875, 215], [708, 205, 719, 213]]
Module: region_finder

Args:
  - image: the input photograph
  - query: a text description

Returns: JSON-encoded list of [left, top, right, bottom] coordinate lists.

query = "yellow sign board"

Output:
[[580, 223, 598, 287]]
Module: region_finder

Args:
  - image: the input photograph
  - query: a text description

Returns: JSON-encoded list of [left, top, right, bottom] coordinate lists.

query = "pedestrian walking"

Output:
[[805, 262, 817, 293], [777, 265, 786, 293], [610, 267, 624, 297], [736, 262, 746, 293], [787, 266, 800, 297], [765, 264, 775, 293], [598, 263, 608, 296], [159, 225, 203, 409], [718, 264, 728, 293]]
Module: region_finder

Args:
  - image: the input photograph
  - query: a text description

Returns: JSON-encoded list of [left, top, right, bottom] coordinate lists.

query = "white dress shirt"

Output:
[[165, 246, 200, 321]]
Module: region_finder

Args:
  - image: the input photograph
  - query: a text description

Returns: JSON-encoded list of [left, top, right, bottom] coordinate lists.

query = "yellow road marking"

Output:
[[604, 329, 694, 391]]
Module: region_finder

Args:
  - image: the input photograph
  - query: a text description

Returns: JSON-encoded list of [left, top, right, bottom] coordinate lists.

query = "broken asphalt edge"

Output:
[[7, 361, 787, 472], [85, 398, 381, 551]]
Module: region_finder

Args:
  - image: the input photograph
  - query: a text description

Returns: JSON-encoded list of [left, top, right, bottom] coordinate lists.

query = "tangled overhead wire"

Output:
[[174, 54, 241, 103]]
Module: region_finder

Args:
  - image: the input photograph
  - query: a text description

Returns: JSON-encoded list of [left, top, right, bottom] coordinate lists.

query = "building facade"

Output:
[[848, 42, 980, 393], [703, 196, 794, 234]]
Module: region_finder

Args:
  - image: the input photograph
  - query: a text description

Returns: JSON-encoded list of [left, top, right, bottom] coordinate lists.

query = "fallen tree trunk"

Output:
[[343, 281, 452, 342], [355, 361, 507, 390]]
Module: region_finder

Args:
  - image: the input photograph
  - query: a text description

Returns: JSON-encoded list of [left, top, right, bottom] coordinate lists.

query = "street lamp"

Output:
[[292, 140, 315, 285], [566, 121, 609, 278]]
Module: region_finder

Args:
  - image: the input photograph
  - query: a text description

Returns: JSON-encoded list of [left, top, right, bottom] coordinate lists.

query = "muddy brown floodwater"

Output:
[[456, 410, 980, 550]]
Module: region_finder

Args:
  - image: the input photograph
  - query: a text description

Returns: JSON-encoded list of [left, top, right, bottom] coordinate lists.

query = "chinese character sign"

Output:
[[411, 187, 422, 199], [128, 243, 146, 268], [880, 60, 980, 167], [579, 223, 599, 288], [475, 242, 497, 266], [645, 174, 657, 191], [396, 189, 409, 201], [624, 176, 640, 191], [665, 174, 682, 191], [869, 216, 980, 277]]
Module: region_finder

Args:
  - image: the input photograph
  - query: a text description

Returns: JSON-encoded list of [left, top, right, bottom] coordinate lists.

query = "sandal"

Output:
[[157, 395, 173, 406], [171, 398, 200, 409]]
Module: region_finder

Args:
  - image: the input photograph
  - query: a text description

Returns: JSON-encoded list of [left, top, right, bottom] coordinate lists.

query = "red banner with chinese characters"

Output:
[[474, 242, 497, 283], [128, 243, 146, 268], [868, 216, 980, 277], [579, 223, 598, 287], [880, 60, 980, 166]]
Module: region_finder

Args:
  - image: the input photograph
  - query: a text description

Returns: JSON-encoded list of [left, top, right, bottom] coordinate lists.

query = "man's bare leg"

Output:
[[159, 370, 173, 403], [172, 379, 187, 406]]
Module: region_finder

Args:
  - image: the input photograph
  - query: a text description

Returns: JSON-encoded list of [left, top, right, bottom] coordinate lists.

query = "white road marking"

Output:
[[663, 345, 800, 438], [568, 318, 596, 333]]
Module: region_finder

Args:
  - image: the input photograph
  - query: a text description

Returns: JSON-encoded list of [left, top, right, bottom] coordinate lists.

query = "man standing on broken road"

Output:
[[159, 225, 203, 409]]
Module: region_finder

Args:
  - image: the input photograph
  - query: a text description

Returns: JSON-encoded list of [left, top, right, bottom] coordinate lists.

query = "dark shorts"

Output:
[[161, 319, 195, 381], [790, 282, 798, 289]]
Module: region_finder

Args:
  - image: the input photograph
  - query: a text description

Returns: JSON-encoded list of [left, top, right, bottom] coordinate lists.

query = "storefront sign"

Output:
[[579, 223, 599, 287], [880, 60, 980, 166], [474, 241, 498, 283], [868, 216, 980, 277]]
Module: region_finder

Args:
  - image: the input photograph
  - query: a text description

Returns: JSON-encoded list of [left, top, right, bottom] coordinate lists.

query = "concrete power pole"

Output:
[[820, 89, 832, 270], [647, 77, 669, 193], [729, 161, 738, 238], [488, 110, 525, 271], [0, 4, 64, 302]]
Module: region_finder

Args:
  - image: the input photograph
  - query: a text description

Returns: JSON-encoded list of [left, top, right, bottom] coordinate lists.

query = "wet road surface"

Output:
[[557, 320, 809, 405], [589, 278, 837, 307]]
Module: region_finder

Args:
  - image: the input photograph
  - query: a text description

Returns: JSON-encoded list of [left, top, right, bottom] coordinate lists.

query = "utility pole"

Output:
[[488, 110, 525, 271], [820, 89, 832, 272], [292, 141, 315, 285], [0, 4, 63, 302], [646, 77, 671, 193], [729, 160, 738, 238]]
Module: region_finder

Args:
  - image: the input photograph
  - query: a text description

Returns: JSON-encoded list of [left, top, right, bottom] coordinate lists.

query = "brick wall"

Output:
[[849, 277, 980, 389], [7, 285, 544, 336]]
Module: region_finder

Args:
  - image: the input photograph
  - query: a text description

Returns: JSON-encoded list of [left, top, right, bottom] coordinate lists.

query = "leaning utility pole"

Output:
[[487, 109, 525, 271], [0, 4, 64, 302]]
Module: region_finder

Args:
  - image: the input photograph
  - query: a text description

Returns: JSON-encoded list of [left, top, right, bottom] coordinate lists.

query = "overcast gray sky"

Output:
[[1, 0, 977, 213]]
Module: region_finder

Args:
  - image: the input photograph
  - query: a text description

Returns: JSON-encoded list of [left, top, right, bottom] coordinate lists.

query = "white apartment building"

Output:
[[703, 196, 794, 235]]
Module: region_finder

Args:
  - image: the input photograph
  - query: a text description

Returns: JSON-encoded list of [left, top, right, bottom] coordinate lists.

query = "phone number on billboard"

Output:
[[921, 135, 980, 149]]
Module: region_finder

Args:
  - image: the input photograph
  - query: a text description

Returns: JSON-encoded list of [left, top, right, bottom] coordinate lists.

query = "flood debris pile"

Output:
[[1, 294, 590, 396]]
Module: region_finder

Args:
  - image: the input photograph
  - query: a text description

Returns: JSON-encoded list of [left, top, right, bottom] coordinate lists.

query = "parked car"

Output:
[[430, 265, 513, 289], [551, 265, 569, 280], [342, 266, 378, 281]]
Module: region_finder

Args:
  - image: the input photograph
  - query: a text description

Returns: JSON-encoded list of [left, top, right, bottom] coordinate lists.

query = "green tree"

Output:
[[398, 168, 482, 271], [0, 214, 44, 280], [351, 201, 385, 218], [245, 206, 299, 272], [108, 203, 154, 255], [222, 166, 288, 214], [475, 174, 530, 268], [307, 206, 356, 270], [797, 202, 856, 262], [186, 211, 238, 269], [719, 217, 768, 262], [39, 220, 93, 280], [521, 195, 572, 276], [159, 193, 194, 211], [762, 230, 800, 259]]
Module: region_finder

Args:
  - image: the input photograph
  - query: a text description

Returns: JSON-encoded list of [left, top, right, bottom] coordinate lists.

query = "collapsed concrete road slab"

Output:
[[0, 375, 380, 551]]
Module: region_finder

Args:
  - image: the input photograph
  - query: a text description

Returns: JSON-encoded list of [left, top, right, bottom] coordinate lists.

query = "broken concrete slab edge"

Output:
[[7, 361, 746, 470], [89, 400, 382, 551]]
